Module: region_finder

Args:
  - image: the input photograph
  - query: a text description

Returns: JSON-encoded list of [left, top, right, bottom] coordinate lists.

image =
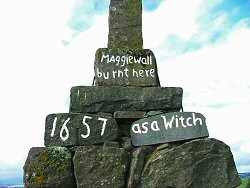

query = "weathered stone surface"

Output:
[[70, 86, 183, 113], [44, 113, 119, 147], [119, 137, 134, 153], [127, 146, 154, 188], [23, 147, 75, 188], [147, 110, 165, 117], [73, 146, 129, 188], [94, 48, 160, 86], [114, 111, 147, 119], [141, 138, 241, 188], [131, 112, 209, 146], [103, 141, 120, 148], [108, 0, 142, 49]]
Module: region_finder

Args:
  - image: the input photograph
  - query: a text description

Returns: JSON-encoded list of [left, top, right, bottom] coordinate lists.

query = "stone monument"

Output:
[[23, 0, 241, 187]]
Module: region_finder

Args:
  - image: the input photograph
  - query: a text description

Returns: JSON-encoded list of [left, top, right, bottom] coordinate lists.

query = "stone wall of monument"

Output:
[[23, 0, 241, 187]]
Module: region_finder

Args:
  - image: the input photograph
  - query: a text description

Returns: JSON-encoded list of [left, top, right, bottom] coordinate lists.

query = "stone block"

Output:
[[141, 138, 242, 188], [44, 113, 119, 147], [114, 111, 147, 119], [94, 48, 160, 86], [73, 146, 129, 188], [108, 0, 142, 49], [131, 112, 209, 146], [23, 147, 76, 188], [70, 86, 183, 113]]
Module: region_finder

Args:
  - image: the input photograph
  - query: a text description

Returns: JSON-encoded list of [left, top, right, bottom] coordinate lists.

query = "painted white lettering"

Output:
[[179, 116, 187, 127], [151, 121, 160, 131], [60, 118, 70, 141], [161, 115, 175, 130], [117, 69, 124, 77], [81, 116, 91, 138], [192, 113, 202, 125], [50, 117, 57, 137], [187, 117, 192, 126], [124, 68, 129, 77], [115, 56, 121, 66], [101, 54, 109, 63], [175, 115, 179, 128], [132, 69, 139, 77], [141, 57, 147, 65], [96, 68, 102, 78], [110, 55, 115, 63], [121, 56, 126, 67], [141, 122, 149, 134], [132, 123, 142, 134], [145, 69, 150, 77], [98, 117, 107, 136], [103, 72, 109, 79], [129, 56, 133, 64], [139, 70, 144, 77], [134, 56, 141, 64], [113, 70, 117, 78], [150, 69, 155, 77]]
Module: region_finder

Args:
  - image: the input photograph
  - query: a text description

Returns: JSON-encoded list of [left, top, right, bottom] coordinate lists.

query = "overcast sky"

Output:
[[0, 0, 250, 184]]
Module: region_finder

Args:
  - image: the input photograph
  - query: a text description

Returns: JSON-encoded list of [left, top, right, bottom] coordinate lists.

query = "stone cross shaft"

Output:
[[108, 0, 143, 50]]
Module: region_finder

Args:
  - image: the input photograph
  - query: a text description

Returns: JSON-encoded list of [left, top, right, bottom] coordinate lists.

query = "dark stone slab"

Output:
[[114, 111, 147, 119], [141, 138, 242, 188], [23, 147, 76, 188], [44, 113, 119, 147], [94, 48, 160, 86], [108, 0, 142, 49], [131, 112, 209, 146], [73, 146, 129, 188], [69, 86, 183, 113]]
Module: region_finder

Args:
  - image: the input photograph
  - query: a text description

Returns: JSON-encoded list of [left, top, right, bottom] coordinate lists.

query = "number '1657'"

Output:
[[50, 116, 108, 141]]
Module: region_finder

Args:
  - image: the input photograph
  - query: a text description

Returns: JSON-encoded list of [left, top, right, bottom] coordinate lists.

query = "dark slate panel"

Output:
[[131, 112, 209, 146]]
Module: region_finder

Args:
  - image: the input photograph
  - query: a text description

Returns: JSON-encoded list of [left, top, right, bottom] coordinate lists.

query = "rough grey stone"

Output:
[[44, 113, 119, 147], [103, 141, 120, 148], [73, 146, 129, 188], [23, 147, 75, 188], [69, 86, 183, 113], [131, 112, 209, 146], [94, 48, 160, 86], [146, 110, 165, 117], [141, 138, 242, 188], [127, 146, 154, 188], [114, 111, 147, 119], [108, 0, 142, 49], [120, 137, 134, 153]]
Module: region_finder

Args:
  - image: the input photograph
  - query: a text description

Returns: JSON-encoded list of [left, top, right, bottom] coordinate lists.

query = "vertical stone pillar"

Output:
[[108, 0, 143, 50]]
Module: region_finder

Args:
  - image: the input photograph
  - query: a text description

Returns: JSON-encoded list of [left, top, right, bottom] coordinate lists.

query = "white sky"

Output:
[[0, 0, 250, 183]]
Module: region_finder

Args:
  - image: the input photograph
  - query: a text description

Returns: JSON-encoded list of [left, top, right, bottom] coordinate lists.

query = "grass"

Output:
[[237, 178, 249, 188]]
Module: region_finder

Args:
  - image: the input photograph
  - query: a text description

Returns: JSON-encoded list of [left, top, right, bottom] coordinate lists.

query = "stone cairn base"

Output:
[[23, 0, 241, 187], [23, 87, 242, 187]]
